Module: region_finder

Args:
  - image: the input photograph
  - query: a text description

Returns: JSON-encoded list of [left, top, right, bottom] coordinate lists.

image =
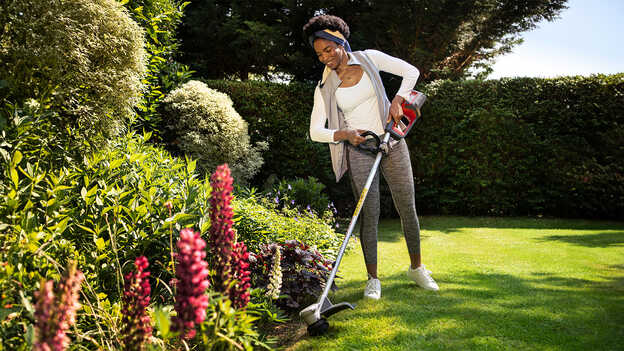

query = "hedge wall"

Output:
[[205, 74, 624, 219]]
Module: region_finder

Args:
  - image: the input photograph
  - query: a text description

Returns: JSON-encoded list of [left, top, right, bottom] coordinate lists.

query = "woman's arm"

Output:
[[364, 49, 420, 100], [309, 86, 337, 143], [365, 49, 420, 122]]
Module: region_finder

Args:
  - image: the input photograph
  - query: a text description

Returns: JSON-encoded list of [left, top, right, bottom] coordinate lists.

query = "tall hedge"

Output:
[[205, 75, 623, 219], [413, 75, 624, 219]]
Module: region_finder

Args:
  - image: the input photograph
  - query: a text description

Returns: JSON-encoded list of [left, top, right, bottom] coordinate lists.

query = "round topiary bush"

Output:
[[161, 80, 266, 183], [0, 0, 146, 138]]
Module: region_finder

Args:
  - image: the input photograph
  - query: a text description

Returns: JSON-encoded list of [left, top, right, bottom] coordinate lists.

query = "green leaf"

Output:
[[10, 167, 18, 188], [109, 159, 123, 169], [76, 224, 96, 235], [12, 150, 22, 165], [54, 217, 69, 234], [95, 237, 106, 251], [187, 159, 196, 173], [170, 213, 195, 223], [154, 306, 171, 338], [20, 290, 34, 315], [26, 324, 34, 348]]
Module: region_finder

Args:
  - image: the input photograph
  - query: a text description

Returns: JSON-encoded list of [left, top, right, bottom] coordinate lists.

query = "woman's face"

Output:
[[313, 38, 346, 70]]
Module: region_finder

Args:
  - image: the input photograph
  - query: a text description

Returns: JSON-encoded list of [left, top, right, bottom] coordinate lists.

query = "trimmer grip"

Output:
[[385, 90, 427, 140], [356, 131, 381, 155]]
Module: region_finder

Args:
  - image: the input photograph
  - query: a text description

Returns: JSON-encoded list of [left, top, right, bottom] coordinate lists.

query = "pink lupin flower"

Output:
[[209, 164, 251, 309], [34, 262, 84, 351], [121, 256, 152, 350], [230, 241, 252, 308], [171, 228, 210, 339]]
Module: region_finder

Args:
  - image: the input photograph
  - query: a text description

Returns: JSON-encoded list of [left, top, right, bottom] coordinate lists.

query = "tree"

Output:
[[176, 0, 568, 83], [346, 0, 568, 81]]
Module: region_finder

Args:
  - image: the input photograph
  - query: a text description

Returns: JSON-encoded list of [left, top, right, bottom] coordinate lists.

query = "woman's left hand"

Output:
[[387, 95, 405, 124]]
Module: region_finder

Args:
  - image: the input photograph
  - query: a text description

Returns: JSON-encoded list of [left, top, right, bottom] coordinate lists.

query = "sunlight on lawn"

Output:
[[290, 216, 624, 351]]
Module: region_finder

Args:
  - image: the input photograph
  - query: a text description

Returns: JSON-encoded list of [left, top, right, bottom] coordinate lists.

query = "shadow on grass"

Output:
[[416, 216, 624, 235], [350, 216, 624, 243], [538, 231, 624, 248], [295, 269, 624, 351]]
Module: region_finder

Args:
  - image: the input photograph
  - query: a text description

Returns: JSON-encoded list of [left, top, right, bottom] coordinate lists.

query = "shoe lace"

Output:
[[416, 266, 435, 284], [365, 279, 379, 294]]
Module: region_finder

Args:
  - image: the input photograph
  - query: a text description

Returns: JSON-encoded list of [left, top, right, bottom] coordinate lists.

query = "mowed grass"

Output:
[[287, 216, 624, 351]]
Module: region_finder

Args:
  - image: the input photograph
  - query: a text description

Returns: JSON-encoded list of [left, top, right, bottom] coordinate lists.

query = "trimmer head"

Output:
[[300, 297, 355, 336]]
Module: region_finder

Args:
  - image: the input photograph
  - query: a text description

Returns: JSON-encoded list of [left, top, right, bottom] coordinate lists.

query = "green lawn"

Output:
[[286, 216, 624, 351]]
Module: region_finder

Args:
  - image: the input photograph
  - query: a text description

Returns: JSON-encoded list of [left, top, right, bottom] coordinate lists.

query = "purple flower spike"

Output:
[[121, 256, 152, 350], [172, 228, 210, 339], [209, 164, 251, 309], [34, 263, 84, 351]]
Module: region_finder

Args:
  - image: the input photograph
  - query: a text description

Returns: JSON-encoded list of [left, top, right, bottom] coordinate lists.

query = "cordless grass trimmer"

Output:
[[300, 90, 427, 336]]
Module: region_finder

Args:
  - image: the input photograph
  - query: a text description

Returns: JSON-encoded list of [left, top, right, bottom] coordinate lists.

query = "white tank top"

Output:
[[335, 72, 384, 136]]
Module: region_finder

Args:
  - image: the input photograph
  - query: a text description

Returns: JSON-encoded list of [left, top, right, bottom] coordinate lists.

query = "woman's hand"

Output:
[[334, 128, 366, 146], [387, 95, 405, 125]]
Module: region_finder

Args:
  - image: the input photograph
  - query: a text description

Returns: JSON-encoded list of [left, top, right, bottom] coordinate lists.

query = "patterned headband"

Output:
[[309, 29, 352, 52]]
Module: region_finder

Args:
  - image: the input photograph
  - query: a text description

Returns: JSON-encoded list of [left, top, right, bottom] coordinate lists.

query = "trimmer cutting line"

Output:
[[300, 90, 427, 336]]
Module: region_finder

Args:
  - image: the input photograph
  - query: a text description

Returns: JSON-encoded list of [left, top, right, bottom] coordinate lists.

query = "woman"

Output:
[[303, 15, 439, 300]]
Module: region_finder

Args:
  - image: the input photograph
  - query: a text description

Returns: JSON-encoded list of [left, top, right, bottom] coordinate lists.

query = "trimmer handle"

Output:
[[356, 131, 381, 154], [385, 90, 427, 140]]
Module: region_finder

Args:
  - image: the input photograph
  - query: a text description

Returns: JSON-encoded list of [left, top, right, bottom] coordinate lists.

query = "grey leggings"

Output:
[[346, 138, 421, 265]]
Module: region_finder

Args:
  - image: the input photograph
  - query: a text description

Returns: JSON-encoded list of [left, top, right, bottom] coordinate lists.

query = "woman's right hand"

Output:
[[334, 128, 366, 146], [346, 129, 366, 146]]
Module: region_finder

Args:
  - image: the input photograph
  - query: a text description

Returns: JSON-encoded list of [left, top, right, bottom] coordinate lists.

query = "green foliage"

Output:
[[270, 177, 336, 218], [123, 0, 194, 140], [0, 0, 146, 138], [176, 0, 299, 80], [161, 80, 267, 184], [232, 196, 342, 259], [412, 74, 624, 218], [0, 102, 214, 347], [199, 293, 272, 351]]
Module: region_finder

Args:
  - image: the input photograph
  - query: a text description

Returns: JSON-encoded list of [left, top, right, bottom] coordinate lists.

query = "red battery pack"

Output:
[[385, 90, 427, 140]]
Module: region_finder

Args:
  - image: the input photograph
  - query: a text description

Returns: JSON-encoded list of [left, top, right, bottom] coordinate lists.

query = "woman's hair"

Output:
[[303, 14, 350, 39]]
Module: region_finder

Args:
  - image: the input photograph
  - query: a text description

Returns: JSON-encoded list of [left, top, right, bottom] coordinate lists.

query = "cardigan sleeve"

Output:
[[309, 85, 339, 143], [364, 49, 420, 100]]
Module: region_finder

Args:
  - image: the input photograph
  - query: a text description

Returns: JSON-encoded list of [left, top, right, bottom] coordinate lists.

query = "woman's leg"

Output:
[[380, 139, 422, 268], [347, 143, 381, 278]]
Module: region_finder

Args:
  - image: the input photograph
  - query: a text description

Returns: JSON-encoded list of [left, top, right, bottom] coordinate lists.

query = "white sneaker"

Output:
[[363, 276, 381, 300], [407, 265, 439, 291]]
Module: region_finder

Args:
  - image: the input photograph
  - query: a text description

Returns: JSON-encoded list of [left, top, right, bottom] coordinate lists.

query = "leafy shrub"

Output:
[[161, 80, 267, 183], [232, 196, 342, 259], [0, 103, 213, 347], [198, 293, 271, 351], [124, 0, 194, 140], [269, 177, 337, 219], [250, 241, 335, 310], [0, 0, 146, 138]]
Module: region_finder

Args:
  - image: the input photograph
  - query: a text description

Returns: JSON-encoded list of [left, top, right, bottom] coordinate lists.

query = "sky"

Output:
[[488, 0, 624, 79]]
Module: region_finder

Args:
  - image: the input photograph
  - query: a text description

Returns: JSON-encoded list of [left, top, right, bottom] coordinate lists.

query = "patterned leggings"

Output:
[[346, 138, 421, 265]]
